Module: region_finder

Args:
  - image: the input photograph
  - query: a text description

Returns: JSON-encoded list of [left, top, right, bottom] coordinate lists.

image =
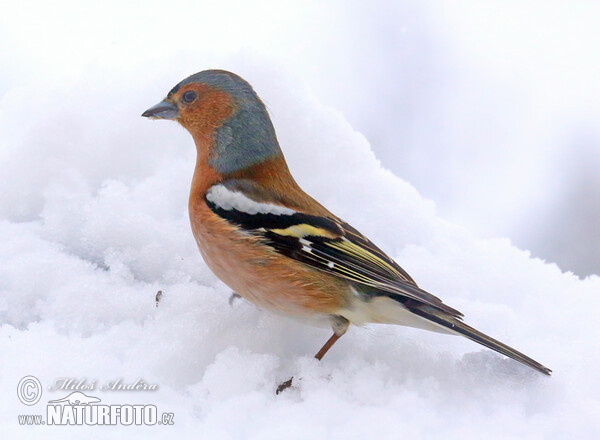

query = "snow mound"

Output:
[[1, 63, 598, 439]]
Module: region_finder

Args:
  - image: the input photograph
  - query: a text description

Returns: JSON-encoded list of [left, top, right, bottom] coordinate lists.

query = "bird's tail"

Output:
[[408, 304, 552, 375]]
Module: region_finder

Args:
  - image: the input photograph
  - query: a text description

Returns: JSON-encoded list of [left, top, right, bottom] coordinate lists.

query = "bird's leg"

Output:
[[314, 332, 343, 361], [315, 316, 349, 360], [276, 316, 349, 394]]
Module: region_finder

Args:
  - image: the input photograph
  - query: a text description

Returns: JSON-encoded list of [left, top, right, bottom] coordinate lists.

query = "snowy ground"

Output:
[[2, 2, 600, 439], [1, 61, 599, 439]]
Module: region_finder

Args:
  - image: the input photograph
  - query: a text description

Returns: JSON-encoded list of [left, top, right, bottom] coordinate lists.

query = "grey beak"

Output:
[[141, 100, 179, 120]]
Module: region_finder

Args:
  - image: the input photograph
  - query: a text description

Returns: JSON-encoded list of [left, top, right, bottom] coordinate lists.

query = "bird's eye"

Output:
[[182, 91, 197, 103]]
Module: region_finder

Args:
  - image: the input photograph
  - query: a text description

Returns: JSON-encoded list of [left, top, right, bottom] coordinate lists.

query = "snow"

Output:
[[2, 62, 599, 439], [1, 2, 599, 439]]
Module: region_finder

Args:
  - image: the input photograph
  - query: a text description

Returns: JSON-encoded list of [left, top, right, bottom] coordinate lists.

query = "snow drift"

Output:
[[1, 60, 599, 439]]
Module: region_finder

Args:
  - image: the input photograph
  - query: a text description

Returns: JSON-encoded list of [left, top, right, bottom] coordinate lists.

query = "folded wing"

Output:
[[205, 179, 463, 318]]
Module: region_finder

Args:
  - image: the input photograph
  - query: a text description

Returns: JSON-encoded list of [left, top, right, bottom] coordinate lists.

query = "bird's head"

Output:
[[142, 69, 282, 174]]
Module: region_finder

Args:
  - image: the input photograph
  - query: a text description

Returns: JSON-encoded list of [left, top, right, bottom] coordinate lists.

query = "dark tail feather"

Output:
[[409, 305, 552, 375]]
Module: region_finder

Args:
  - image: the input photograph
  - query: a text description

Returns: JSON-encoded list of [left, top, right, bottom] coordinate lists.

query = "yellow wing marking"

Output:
[[269, 224, 339, 239], [307, 248, 378, 284], [326, 238, 404, 279], [268, 223, 402, 285]]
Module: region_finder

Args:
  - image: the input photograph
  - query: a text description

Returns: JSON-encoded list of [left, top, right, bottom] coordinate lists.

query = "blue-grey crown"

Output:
[[172, 70, 282, 174]]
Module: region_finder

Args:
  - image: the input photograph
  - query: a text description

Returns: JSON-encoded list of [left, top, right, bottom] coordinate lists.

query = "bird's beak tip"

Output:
[[142, 100, 179, 120]]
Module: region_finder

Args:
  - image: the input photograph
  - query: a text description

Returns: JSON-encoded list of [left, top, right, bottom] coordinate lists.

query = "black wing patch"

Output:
[[205, 198, 342, 236]]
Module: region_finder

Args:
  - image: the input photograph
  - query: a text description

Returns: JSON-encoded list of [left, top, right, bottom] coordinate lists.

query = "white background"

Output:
[[1, 1, 599, 438]]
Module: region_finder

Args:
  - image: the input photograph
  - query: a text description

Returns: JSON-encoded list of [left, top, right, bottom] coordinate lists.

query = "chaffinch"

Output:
[[142, 70, 551, 391]]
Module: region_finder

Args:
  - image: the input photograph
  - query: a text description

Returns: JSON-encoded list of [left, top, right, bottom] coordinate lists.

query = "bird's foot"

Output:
[[275, 377, 294, 394], [228, 292, 242, 306]]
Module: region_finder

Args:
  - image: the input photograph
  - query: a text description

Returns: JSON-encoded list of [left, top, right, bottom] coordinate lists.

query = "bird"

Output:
[[142, 69, 551, 391]]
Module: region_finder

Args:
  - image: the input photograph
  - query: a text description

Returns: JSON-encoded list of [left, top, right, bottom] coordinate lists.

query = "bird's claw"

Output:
[[228, 292, 242, 306], [275, 377, 294, 394]]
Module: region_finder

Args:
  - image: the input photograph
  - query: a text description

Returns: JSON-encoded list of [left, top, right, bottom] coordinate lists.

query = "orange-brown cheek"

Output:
[[177, 85, 235, 138]]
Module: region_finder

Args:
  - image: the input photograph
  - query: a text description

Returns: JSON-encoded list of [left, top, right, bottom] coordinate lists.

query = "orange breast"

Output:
[[185, 128, 346, 318], [188, 197, 347, 318]]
